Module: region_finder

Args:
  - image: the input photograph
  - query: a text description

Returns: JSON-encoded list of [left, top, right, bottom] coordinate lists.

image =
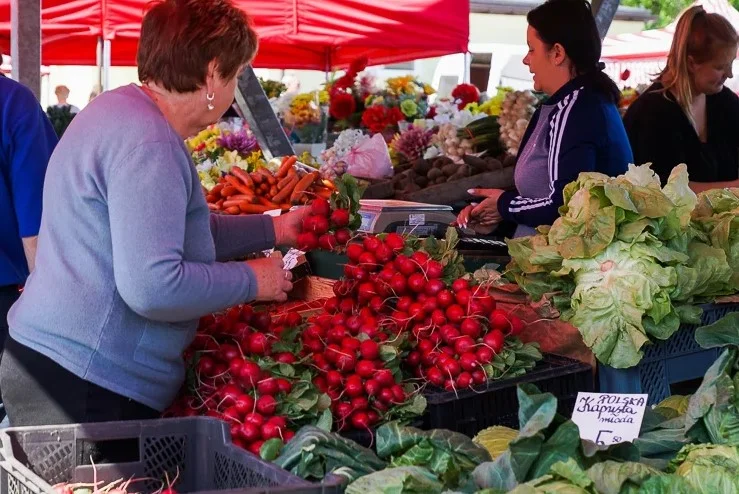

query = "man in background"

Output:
[[0, 73, 58, 419], [53, 85, 80, 113]]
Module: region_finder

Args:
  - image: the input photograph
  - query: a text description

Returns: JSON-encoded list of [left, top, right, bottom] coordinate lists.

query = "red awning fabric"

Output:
[[602, 0, 739, 61], [0, 0, 469, 69]]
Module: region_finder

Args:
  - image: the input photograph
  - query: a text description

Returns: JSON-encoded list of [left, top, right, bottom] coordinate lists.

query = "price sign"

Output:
[[571, 392, 648, 446]]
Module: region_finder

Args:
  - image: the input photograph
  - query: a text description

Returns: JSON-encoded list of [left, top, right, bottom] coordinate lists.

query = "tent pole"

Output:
[[96, 37, 103, 89], [10, 0, 41, 99], [102, 39, 111, 91], [464, 52, 471, 84]]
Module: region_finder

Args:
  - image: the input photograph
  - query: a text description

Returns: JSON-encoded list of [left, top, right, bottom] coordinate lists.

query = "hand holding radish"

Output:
[[247, 256, 293, 302], [455, 188, 504, 234], [273, 207, 309, 248]]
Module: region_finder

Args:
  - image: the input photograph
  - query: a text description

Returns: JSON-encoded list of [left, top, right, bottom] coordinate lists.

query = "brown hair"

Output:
[[659, 6, 738, 122], [137, 0, 258, 93]]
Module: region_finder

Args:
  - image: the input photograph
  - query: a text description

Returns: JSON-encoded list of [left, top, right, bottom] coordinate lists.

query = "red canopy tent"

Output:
[[0, 0, 469, 69]]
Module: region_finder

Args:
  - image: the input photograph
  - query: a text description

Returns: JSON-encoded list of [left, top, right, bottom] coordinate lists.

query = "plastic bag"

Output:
[[344, 133, 393, 180]]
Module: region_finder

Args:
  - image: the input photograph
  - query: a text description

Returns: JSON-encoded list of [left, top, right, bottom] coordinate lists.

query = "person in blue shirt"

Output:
[[456, 0, 633, 238], [0, 73, 58, 416]]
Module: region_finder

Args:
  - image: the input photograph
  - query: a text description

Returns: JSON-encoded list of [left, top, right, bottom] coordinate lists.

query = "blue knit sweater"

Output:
[[9, 85, 275, 411]]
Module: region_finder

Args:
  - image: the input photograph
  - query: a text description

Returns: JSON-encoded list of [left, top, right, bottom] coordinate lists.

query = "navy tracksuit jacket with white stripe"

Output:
[[497, 75, 633, 230]]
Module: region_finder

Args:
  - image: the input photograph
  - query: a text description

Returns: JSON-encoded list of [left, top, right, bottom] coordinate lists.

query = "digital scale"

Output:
[[357, 200, 457, 237]]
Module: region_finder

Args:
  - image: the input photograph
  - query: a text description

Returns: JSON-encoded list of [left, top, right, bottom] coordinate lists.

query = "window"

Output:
[[384, 61, 415, 71]]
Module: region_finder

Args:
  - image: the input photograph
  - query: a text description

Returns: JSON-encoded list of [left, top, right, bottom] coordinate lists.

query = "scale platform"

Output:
[[357, 200, 457, 237]]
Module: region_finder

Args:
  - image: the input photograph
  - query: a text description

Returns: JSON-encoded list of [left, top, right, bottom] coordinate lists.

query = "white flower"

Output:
[[424, 146, 441, 159], [196, 159, 215, 173]]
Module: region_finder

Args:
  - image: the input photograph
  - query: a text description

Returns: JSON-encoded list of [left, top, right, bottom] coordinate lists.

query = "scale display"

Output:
[[357, 199, 457, 236]]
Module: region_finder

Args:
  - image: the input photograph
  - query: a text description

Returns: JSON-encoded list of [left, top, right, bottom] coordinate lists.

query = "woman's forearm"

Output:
[[21, 236, 38, 273], [689, 179, 739, 194]]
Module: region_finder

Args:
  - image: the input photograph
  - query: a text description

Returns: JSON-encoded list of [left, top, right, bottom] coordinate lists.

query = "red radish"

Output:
[[248, 440, 264, 456], [330, 209, 350, 228], [239, 361, 262, 388], [460, 318, 482, 339], [379, 268, 396, 283], [379, 387, 395, 404], [358, 252, 379, 269], [439, 358, 462, 377], [390, 273, 408, 294], [311, 198, 331, 217], [373, 400, 389, 413], [197, 356, 216, 376], [347, 244, 365, 262], [353, 268, 369, 281], [441, 346, 455, 357], [261, 421, 283, 440], [328, 326, 347, 344], [284, 430, 296, 442], [297, 232, 319, 251], [358, 282, 378, 301], [407, 273, 426, 293], [275, 352, 297, 364], [336, 401, 353, 420], [477, 295, 496, 312], [325, 344, 343, 362], [223, 406, 242, 422], [417, 339, 434, 353], [396, 296, 413, 313], [490, 309, 511, 332], [456, 372, 473, 389], [342, 336, 361, 352], [364, 379, 381, 397], [356, 360, 376, 378], [410, 251, 430, 270], [483, 329, 505, 353], [303, 339, 323, 354], [366, 410, 380, 425], [467, 300, 486, 317], [459, 352, 479, 372], [422, 297, 438, 314], [335, 228, 352, 245], [351, 396, 369, 411], [510, 315, 525, 335], [406, 350, 421, 367], [452, 279, 469, 292], [454, 336, 476, 355], [275, 378, 292, 394], [472, 369, 487, 385], [257, 378, 279, 397], [476, 346, 494, 363], [306, 215, 329, 235], [425, 279, 445, 296], [327, 388, 341, 401], [235, 394, 255, 414], [437, 290, 454, 308], [249, 333, 270, 355], [363, 236, 382, 252], [446, 304, 465, 323], [391, 384, 406, 403], [345, 376, 364, 397], [375, 369, 395, 388], [256, 395, 277, 416], [326, 370, 343, 389], [431, 309, 447, 326], [336, 353, 357, 373], [240, 422, 261, 442], [220, 383, 242, 407], [425, 260, 443, 279], [318, 233, 338, 251], [395, 255, 417, 276], [351, 411, 371, 430], [360, 340, 380, 360], [384, 233, 405, 251], [369, 296, 385, 313], [245, 412, 265, 427], [339, 298, 355, 314], [408, 303, 425, 321], [426, 367, 444, 387], [374, 243, 394, 263], [455, 290, 471, 307], [346, 315, 362, 331]]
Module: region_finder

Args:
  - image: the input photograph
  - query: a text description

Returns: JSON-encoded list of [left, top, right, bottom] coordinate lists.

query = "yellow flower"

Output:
[[423, 84, 436, 96], [386, 75, 416, 96], [185, 125, 221, 152], [465, 102, 481, 114]]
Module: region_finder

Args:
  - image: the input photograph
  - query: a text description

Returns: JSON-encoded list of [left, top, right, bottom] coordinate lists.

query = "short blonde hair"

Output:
[[659, 6, 738, 122], [55, 85, 70, 97]]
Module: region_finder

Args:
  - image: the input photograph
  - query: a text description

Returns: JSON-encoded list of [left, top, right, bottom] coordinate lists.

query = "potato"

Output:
[[486, 158, 503, 170], [503, 154, 517, 168], [427, 167, 443, 180], [441, 164, 458, 177], [412, 159, 432, 175], [435, 176, 447, 184], [415, 176, 428, 187], [462, 154, 490, 172]]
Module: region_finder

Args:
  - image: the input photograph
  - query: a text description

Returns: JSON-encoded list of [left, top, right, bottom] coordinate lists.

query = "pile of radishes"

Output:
[[300, 310, 412, 432], [297, 197, 352, 251], [321, 231, 528, 394], [167, 306, 303, 456]]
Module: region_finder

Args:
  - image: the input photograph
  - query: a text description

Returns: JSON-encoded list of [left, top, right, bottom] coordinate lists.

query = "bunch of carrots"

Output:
[[205, 156, 335, 215]]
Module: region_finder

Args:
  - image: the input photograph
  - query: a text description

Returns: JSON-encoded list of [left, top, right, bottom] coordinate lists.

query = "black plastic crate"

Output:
[[421, 355, 594, 437], [598, 303, 739, 405], [0, 417, 341, 494]]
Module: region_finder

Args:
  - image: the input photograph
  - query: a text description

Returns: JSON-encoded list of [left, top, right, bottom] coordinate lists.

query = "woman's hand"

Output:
[[454, 189, 505, 234], [273, 207, 309, 248], [247, 254, 293, 302]]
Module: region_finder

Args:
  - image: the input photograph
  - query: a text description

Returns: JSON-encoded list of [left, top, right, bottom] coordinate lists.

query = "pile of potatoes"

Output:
[[392, 154, 515, 194]]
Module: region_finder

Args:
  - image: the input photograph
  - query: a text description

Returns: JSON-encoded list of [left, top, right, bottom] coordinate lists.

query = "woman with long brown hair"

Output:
[[624, 6, 739, 191]]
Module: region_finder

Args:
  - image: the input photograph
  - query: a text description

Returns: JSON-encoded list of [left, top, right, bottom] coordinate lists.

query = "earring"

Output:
[[206, 92, 215, 111]]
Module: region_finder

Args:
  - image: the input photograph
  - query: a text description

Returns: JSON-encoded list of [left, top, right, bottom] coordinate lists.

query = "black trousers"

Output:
[[0, 284, 21, 420], [0, 337, 160, 463]]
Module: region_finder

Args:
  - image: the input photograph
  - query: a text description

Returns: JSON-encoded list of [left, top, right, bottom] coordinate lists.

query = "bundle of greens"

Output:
[[507, 164, 738, 368]]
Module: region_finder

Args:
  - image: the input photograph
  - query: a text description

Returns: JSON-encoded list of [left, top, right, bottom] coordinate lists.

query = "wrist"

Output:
[[272, 216, 285, 246]]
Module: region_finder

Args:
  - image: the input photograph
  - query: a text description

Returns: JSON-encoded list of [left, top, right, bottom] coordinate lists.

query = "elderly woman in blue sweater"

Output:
[[0, 0, 301, 426]]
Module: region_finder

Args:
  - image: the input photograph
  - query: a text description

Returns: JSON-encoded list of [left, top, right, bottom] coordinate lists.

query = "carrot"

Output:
[[272, 176, 299, 203], [208, 203, 220, 211], [250, 172, 264, 185], [279, 203, 292, 212], [223, 199, 249, 209], [276, 155, 297, 178], [258, 197, 280, 209], [269, 185, 278, 196], [231, 167, 254, 188], [277, 174, 295, 190], [225, 175, 254, 196], [290, 171, 319, 204], [257, 168, 277, 185], [230, 193, 256, 203], [321, 179, 337, 190], [216, 198, 225, 208], [239, 203, 273, 214], [287, 167, 298, 178], [211, 184, 224, 196], [206, 194, 219, 203], [221, 185, 237, 197], [312, 186, 333, 200], [225, 206, 241, 214], [259, 183, 269, 194]]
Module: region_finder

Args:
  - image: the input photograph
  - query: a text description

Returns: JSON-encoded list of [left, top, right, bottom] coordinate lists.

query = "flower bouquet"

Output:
[[326, 56, 374, 133], [259, 78, 287, 99], [274, 90, 329, 144]]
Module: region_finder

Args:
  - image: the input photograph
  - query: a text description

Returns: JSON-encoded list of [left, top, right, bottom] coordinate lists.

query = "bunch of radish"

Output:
[[167, 305, 303, 456], [300, 311, 410, 432], [316, 231, 528, 394], [297, 197, 352, 252], [296, 174, 365, 252]]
